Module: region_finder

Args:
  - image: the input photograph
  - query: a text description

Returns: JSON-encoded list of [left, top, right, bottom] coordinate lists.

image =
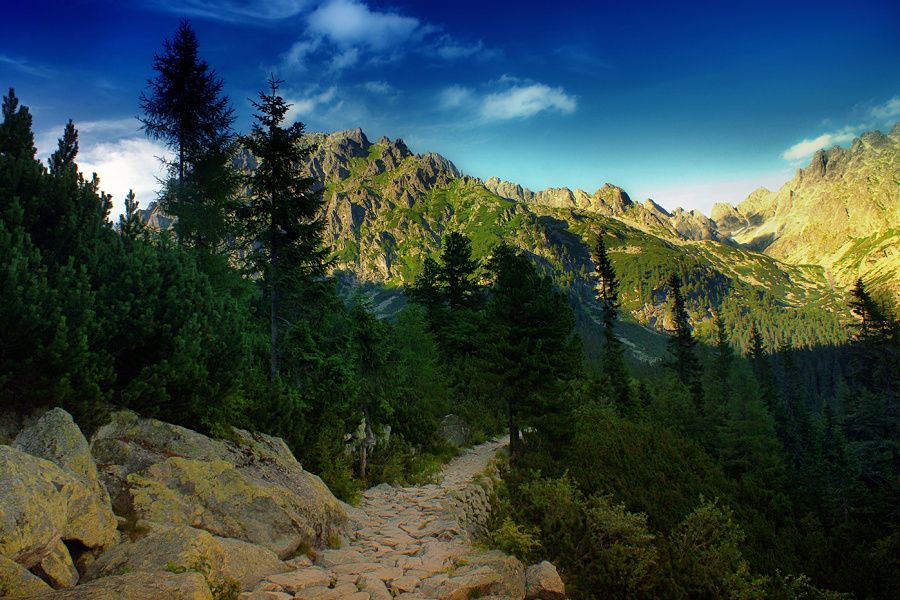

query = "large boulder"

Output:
[[525, 561, 566, 600], [32, 539, 80, 589], [20, 570, 213, 599], [0, 554, 53, 598], [437, 414, 470, 448], [91, 411, 346, 554], [0, 444, 115, 572], [86, 526, 288, 591], [13, 408, 105, 495], [0, 446, 70, 567], [12, 408, 117, 552]]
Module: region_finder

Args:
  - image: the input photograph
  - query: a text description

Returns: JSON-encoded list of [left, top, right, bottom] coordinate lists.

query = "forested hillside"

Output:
[[2, 19, 898, 600]]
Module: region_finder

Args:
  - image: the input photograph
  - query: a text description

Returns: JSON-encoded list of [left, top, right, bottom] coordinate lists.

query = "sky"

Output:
[[2, 0, 898, 218]]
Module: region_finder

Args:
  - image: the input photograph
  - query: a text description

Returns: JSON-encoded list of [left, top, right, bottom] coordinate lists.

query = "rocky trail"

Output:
[[2, 409, 564, 599], [245, 435, 566, 600]]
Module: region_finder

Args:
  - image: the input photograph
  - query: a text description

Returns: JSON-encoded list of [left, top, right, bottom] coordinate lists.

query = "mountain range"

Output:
[[142, 124, 898, 360]]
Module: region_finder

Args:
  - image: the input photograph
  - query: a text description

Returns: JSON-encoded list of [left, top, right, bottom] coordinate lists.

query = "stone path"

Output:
[[244, 437, 516, 600]]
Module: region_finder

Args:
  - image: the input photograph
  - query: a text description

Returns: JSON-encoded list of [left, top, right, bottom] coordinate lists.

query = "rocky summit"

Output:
[[711, 124, 900, 299]]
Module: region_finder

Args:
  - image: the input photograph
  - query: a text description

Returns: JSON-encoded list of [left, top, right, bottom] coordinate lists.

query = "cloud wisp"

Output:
[[782, 94, 900, 162], [782, 126, 861, 161], [145, 0, 311, 22], [278, 0, 494, 75], [0, 54, 53, 78], [437, 78, 577, 124], [285, 86, 339, 122], [481, 84, 577, 121]]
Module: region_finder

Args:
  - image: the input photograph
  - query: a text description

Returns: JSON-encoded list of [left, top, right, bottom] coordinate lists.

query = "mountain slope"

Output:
[[302, 129, 847, 360], [711, 124, 900, 298]]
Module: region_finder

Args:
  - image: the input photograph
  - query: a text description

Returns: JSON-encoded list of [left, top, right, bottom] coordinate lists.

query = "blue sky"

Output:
[[2, 0, 898, 217]]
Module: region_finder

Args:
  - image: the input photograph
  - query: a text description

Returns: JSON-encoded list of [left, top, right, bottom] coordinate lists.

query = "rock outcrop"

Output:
[[13, 407, 118, 543], [91, 410, 347, 557], [525, 561, 566, 600], [0, 554, 53, 598], [712, 124, 900, 297], [24, 570, 214, 599], [85, 525, 287, 591], [1, 409, 117, 591], [437, 414, 470, 448]]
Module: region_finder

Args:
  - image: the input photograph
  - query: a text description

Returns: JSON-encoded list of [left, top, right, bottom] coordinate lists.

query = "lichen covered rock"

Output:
[[10, 407, 118, 552], [32, 539, 80, 589], [0, 554, 53, 598], [91, 411, 346, 554], [0, 446, 71, 567], [21, 570, 213, 599], [86, 525, 287, 590]]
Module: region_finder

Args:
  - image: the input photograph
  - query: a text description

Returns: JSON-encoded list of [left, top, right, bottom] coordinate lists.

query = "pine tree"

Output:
[[592, 230, 629, 409], [48, 120, 78, 175], [439, 231, 481, 311], [666, 273, 703, 404], [748, 324, 777, 413], [0, 88, 36, 160], [139, 18, 236, 251], [485, 242, 581, 459], [239, 75, 326, 380], [713, 314, 733, 399], [118, 190, 146, 241]]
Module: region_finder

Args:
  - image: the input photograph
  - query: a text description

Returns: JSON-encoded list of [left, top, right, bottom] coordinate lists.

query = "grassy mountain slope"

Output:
[[307, 129, 847, 361]]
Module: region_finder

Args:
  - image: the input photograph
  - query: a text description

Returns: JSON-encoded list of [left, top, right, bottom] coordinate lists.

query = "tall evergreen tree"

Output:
[[48, 120, 78, 175], [485, 242, 581, 459], [748, 324, 777, 413], [592, 230, 629, 408], [666, 273, 703, 404], [0, 88, 36, 160], [240, 75, 326, 380], [713, 313, 733, 400], [439, 231, 481, 311], [139, 18, 237, 251], [118, 190, 146, 241]]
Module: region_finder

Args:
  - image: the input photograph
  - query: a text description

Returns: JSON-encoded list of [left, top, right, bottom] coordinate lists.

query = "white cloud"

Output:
[[481, 84, 577, 121], [285, 87, 338, 122], [35, 117, 168, 220], [281, 38, 321, 70], [329, 48, 359, 71], [870, 95, 900, 120], [782, 126, 860, 161], [146, 0, 311, 21], [438, 85, 474, 109], [79, 138, 170, 220], [432, 36, 485, 60], [363, 80, 393, 94], [307, 0, 420, 50]]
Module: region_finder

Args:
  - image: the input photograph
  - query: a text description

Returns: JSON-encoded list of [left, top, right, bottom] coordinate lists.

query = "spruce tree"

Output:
[[713, 314, 733, 400], [485, 242, 581, 460], [139, 18, 236, 251], [48, 120, 78, 175], [439, 231, 481, 311], [592, 230, 629, 409], [240, 75, 326, 380], [118, 190, 146, 241], [0, 88, 36, 160], [666, 273, 703, 404]]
